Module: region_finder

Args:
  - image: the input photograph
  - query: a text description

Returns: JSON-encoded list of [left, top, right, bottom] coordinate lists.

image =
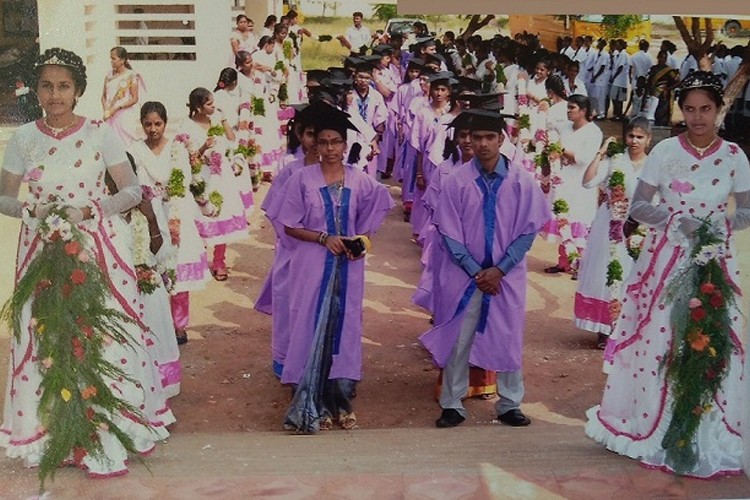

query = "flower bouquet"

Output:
[[662, 219, 737, 474], [0, 206, 150, 487]]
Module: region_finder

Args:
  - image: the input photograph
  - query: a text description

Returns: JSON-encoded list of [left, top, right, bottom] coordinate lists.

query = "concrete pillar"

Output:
[[244, 0, 281, 25]]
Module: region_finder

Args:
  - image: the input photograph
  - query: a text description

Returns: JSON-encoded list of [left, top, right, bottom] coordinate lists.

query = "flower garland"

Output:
[[207, 124, 225, 137], [130, 210, 162, 295], [551, 199, 579, 269], [662, 219, 736, 474], [604, 148, 647, 325], [0, 206, 150, 487], [174, 133, 222, 218], [235, 138, 259, 160], [534, 135, 564, 195], [251, 97, 266, 117], [277, 83, 289, 104]]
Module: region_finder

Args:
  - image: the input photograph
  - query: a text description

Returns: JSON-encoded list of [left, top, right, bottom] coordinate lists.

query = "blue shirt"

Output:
[[443, 156, 536, 277]]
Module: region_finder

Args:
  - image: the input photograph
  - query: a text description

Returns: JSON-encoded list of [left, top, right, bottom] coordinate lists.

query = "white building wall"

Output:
[[243, 0, 281, 23], [37, 0, 234, 124]]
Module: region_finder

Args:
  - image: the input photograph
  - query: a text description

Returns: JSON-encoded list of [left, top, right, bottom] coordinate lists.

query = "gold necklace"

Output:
[[44, 116, 78, 137], [685, 134, 718, 157]]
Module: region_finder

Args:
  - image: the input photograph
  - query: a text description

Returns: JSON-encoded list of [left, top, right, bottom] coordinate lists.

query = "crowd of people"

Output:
[[1, 9, 750, 484]]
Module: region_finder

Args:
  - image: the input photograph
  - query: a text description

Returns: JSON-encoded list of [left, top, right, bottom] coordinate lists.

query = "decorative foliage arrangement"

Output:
[[234, 139, 259, 160], [662, 219, 736, 473], [174, 133, 222, 218], [552, 199, 569, 215], [1, 207, 150, 488], [606, 139, 626, 157], [278, 83, 289, 103], [165, 168, 186, 199], [207, 124, 225, 137], [282, 39, 294, 62], [251, 97, 266, 117]]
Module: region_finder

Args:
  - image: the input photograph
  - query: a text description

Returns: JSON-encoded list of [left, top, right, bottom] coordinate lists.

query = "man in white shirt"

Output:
[[609, 39, 630, 120], [338, 11, 372, 56], [589, 38, 611, 119], [724, 45, 744, 87], [679, 53, 698, 81], [560, 36, 575, 59], [570, 36, 589, 64], [629, 39, 653, 92]]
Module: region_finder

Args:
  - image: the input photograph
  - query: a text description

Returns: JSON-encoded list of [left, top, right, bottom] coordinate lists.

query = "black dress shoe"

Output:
[[498, 409, 531, 427], [544, 265, 564, 274], [436, 408, 465, 428]]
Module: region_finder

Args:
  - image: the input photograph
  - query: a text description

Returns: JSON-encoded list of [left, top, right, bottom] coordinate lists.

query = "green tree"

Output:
[[371, 3, 398, 21], [601, 15, 644, 38]]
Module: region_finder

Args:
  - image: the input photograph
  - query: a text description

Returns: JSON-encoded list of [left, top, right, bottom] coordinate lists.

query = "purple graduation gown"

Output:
[[276, 164, 395, 384], [419, 158, 552, 372], [256, 159, 309, 371]]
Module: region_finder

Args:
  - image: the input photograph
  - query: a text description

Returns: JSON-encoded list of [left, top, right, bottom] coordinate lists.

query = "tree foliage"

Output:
[[601, 15, 644, 38], [371, 3, 399, 22], [458, 15, 496, 40]]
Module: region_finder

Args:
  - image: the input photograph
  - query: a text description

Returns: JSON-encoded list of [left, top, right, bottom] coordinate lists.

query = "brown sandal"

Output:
[[319, 416, 333, 431], [212, 269, 228, 281], [338, 412, 357, 430], [175, 328, 188, 345]]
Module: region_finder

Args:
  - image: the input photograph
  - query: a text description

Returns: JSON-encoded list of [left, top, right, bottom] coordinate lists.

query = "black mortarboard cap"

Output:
[[372, 44, 394, 56], [446, 112, 473, 131], [306, 69, 332, 84], [344, 56, 363, 67], [427, 71, 456, 86], [462, 93, 504, 111], [424, 53, 445, 67], [455, 76, 482, 94], [361, 54, 382, 64], [307, 101, 359, 138], [326, 67, 348, 79], [406, 58, 425, 71], [461, 109, 508, 133]]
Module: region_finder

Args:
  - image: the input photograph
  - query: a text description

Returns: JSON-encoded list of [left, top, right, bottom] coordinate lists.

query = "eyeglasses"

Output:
[[317, 138, 345, 147]]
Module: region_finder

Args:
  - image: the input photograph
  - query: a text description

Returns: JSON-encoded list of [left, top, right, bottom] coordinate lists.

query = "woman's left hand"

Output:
[[324, 235, 349, 257]]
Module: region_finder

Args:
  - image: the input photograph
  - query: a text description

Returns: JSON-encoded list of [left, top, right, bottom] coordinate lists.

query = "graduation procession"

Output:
[[3, 3, 750, 495]]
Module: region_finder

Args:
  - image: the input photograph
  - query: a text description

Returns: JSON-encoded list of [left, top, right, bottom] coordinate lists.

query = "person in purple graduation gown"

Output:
[[256, 102, 320, 378], [419, 109, 552, 428], [275, 103, 394, 433]]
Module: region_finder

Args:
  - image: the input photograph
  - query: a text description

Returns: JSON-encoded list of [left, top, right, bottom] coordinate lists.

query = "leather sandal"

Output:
[[544, 265, 565, 274], [338, 412, 357, 430], [212, 269, 228, 281], [175, 329, 188, 345]]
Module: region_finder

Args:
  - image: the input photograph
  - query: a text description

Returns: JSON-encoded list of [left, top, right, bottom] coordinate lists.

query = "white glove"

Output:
[[677, 216, 703, 239], [64, 206, 84, 224], [34, 203, 55, 221]]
